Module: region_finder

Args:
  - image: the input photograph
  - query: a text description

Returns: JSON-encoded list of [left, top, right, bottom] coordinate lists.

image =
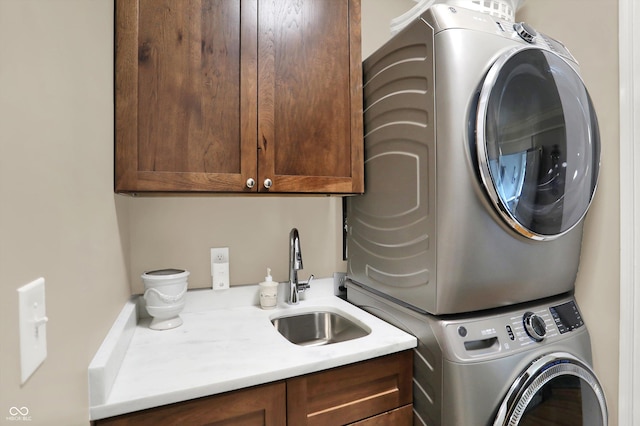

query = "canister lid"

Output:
[[144, 268, 185, 276]]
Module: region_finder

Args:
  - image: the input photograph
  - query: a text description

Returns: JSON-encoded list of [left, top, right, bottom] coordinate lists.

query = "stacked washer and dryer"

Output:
[[346, 2, 607, 425]]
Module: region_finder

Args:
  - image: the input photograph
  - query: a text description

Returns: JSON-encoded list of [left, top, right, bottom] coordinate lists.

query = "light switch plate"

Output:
[[18, 277, 48, 384]]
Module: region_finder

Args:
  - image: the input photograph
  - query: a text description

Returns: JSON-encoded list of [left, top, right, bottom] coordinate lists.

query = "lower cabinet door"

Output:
[[93, 381, 286, 426], [286, 351, 412, 426]]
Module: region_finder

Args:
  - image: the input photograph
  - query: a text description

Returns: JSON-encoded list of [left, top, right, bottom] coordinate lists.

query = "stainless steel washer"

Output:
[[348, 283, 607, 426], [346, 4, 601, 314]]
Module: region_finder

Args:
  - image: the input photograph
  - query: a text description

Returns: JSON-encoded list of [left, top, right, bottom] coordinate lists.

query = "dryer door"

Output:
[[493, 352, 607, 426], [476, 47, 600, 241]]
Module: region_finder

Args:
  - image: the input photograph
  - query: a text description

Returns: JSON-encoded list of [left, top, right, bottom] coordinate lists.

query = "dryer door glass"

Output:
[[493, 353, 607, 426], [476, 48, 600, 240]]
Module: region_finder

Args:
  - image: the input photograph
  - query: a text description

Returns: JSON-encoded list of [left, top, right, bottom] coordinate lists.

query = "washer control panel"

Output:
[[549, 300, 584, 333], [507, 307, 556, 347], [442, 297, 586, 362]]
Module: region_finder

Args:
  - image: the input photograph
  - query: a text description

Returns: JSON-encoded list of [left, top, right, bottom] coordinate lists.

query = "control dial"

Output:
[[514, 22, 537, 43], [523, 311, 546, 342]]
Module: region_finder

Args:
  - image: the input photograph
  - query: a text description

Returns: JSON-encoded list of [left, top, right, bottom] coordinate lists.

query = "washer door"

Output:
[[493, 352, 607, 426], [476, 47, 600, 241]]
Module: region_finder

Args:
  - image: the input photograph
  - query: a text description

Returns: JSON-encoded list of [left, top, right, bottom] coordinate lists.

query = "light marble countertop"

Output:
[[88, 278, 417, 420]]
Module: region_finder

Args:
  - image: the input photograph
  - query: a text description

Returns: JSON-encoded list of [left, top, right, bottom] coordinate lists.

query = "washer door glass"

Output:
[[494, 353, 607, 426], [476, 47, 600, 240]]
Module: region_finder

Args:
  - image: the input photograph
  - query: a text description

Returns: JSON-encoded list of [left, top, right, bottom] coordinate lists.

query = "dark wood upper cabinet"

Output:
[[115, 0, 363, 194]]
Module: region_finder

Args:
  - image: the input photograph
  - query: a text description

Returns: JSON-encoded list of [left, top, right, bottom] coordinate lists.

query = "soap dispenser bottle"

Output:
[[258, 268, 278, 309]]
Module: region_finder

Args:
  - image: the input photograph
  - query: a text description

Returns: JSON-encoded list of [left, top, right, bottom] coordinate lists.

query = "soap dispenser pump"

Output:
[[259, 268, 278, 309]]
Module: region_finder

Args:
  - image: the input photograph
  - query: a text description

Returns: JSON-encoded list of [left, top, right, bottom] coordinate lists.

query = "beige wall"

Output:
[[128, 196, 346, 293], [0, 0, 621, 425], [0, 1, 131, 425], [361, 0, 416, 59], [517, 3, 620, 424]]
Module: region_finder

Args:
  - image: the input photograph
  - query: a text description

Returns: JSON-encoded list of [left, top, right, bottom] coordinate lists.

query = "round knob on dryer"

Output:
[[523, 312, 546, 342], [514, 22, 537, 43]]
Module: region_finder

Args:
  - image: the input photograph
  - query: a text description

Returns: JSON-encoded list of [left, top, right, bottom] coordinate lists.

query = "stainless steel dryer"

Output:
[[346, 4, 601, 315], [348, 283, 608, 426]]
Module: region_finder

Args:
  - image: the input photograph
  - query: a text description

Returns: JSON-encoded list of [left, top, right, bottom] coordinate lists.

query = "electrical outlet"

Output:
[[211, 247, 229, 264], [333, 272, 347, 299], [211, 247, 230, 290]]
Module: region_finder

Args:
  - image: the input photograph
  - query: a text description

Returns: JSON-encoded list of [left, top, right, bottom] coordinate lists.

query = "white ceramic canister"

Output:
[[141, 268, 189, 330]]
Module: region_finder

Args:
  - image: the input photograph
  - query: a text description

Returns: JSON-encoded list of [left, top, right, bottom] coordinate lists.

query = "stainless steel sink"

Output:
[[271, 311, 370, 347]]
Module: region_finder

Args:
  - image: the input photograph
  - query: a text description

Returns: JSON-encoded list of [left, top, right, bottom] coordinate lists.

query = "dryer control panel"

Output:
[[440, 296, 587, 362]]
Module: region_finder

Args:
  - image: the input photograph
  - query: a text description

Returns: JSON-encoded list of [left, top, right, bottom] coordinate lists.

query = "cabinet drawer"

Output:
[[286, 350, 412, 426], [349, 404, 413, 425]]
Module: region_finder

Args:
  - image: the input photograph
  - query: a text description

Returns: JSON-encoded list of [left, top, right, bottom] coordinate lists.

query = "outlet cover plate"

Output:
[[333, 272, 347, 298], [211, 247, 230, 290], [18, 277, 48, 384]]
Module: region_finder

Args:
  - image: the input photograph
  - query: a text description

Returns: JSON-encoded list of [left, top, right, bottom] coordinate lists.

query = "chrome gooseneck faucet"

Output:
[[288, 228, 313, 304]]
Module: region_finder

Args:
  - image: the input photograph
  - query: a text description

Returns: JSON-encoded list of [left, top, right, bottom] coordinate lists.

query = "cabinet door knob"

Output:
[[263, 178, 273, 189], [246, 178, 256, 189]]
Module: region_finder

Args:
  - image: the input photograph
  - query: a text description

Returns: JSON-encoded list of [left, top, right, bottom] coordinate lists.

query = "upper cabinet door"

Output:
[[115, 0, 363, 194], [115, 0, 258, 193], [257, 0, 363, 194]]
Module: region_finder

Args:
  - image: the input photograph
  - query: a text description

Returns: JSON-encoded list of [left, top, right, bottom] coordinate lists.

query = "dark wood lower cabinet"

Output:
[[350, 405, 413, 425], [93, 351, 412, 426], [92, 382, 286, 426], [287, 351, 412, 426]]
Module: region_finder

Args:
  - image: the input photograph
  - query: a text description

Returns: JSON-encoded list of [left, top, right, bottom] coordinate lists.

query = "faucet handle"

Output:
[[299, 274, 314, 290]]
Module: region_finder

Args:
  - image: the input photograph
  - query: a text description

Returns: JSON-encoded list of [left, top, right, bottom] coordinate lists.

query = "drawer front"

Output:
[[349, 404, 413, 426]]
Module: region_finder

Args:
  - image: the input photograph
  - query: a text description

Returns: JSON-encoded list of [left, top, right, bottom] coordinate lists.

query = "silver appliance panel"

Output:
[[347, 5, 595, 314], [347, 283, 607, 426]]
